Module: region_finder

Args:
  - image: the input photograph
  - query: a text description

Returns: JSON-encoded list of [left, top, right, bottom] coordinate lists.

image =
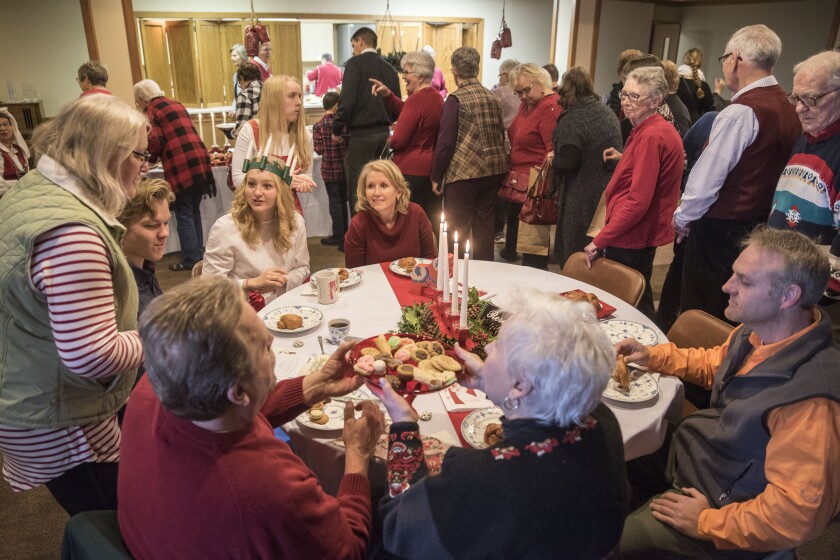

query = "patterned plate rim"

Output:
[[388, 258, 434, 277], [460, 406, 504, 450], [309, 268, 363, 289], [295, 401, 346, 431], [263, 305, 324, 334], [602, 372, 659, 403]]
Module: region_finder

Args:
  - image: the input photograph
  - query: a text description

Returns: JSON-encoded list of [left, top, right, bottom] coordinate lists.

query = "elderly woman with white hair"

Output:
[[377, 291, 627, 559], [370, 50, 444, 222], [584, 66, 683, 318], [0, 107, 30, 197], [0, 95, 147, 515]]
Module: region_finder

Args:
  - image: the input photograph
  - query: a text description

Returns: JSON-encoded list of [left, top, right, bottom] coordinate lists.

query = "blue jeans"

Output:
[[172, 187, 204, 267]]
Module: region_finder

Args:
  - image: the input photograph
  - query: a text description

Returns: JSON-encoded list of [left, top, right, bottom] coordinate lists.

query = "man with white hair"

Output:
[[675, 25, 801, 322], [768, 50, 840, 340], [133, 79, 214, 272], [619, 227, 840, 559]]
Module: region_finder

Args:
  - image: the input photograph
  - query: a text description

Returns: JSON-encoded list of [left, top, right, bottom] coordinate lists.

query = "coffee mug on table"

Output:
[[314, 270, 340, 305], [328, 318, 351, 344]]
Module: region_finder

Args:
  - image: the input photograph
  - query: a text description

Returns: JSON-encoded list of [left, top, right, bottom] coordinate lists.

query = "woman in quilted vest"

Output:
[[0, 95, 148, 515]]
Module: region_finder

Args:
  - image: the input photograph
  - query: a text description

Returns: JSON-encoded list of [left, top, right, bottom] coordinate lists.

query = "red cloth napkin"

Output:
[[448, 410, 473, 448]]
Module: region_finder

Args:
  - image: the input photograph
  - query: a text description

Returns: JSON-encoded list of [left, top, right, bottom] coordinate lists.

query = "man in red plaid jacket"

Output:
[[134, 79, 215, 271]]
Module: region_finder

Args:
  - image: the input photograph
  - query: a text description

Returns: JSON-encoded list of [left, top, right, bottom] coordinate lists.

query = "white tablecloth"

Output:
[[152, 162, 332, 256], [264, 261, 684, 494]]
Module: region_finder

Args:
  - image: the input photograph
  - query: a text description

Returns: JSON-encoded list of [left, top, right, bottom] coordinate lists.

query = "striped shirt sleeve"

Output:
[[29, 224, 143, 379]]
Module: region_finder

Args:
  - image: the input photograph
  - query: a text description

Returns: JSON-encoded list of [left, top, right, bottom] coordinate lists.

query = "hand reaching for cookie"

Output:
[[454, 344, 484, 391], [378, 379, 418, 424]]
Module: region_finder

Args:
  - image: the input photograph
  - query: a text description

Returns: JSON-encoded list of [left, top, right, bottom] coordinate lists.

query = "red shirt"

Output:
[[306, 62, 343, 97], [145, 96, 213, 194], [344, 202, 436, 267], [507, 93, 560, 172], [594, 113, 683, 250], [384, 87, 444, 176], [119, 376, 373, 560]]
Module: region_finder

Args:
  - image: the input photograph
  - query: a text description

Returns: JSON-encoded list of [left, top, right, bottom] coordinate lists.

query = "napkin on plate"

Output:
[[440, 384, 495, 412]]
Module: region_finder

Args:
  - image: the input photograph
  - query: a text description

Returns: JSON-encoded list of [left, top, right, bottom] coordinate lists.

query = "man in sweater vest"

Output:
[[674, 25, 801, 323], [333, 27, 400, 217], [768, 50, 840, 344], [618, 227, 840, 559]]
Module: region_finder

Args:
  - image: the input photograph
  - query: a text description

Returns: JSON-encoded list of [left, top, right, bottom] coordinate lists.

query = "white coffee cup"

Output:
[[328, 318, 351, 344], [314, 270, 340, 305]]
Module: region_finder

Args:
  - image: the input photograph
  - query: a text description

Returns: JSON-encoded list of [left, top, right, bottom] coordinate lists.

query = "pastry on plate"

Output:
[[398, 257, 417, 272], [276, 313, 303, 329], [337, 268, 350, 282], [563, 291, 602, 312], [308, 409, 329, 425], [484, 423, 504, 446], [612, 355, 631, 389]]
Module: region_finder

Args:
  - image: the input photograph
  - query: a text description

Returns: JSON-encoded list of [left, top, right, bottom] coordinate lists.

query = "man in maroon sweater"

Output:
[[118, 276, 384, 560]]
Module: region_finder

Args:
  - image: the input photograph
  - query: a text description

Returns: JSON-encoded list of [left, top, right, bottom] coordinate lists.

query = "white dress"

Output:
[[231, 125, 314, 189], [202, 212, 310, 303]]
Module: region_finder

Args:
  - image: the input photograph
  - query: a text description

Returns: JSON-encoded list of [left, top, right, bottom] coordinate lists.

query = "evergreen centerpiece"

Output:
[[396, 288, 501, 359]]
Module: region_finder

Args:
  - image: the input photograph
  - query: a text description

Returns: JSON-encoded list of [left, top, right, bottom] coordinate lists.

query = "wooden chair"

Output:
[[561, 252, 646, 307], [667, 309, 735, 415], [191, 260, 204, 278]]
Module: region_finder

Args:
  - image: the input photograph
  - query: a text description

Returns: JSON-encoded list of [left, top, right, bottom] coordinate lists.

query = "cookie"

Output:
[[383, 374, 401, 389], [387, 336, 401, 349], [429, 342, 445, 356], [385, 357, 403, 369], [353, 365, 372, 377], [308, 409, 329, 425], [394, 348, 411, 362], [374, 334, 392, 356], [360, 347, 380, 357], [432, 355, 461, 372], [417, 359, 434, 371], [410, 347, 431, 362], [396, 364, 415, 382], [373, 360, 386, 374]]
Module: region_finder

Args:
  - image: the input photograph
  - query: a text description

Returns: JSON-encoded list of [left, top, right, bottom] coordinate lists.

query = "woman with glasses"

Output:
[[370, 51, 444, 224], [500, 63, 560, 269], [584, 67, 683, 318], [0, 95, 148, 515]]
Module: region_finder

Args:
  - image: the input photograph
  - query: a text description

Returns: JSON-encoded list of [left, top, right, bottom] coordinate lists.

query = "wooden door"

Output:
[[195, 20, 226, 107], [650, 23, 681, 63], [462, 23, 478, 49], [428, 23, 462, 92], [140, 21, 173, 96], [167, 20, 200, 106], [220, 20, 244, 104], [263, 21, 302, 80]]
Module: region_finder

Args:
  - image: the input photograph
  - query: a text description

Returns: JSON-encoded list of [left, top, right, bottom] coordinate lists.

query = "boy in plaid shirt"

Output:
[[313, 92, 348, 249]]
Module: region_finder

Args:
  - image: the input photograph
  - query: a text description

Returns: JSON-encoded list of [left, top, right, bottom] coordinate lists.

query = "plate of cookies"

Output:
[[389, 257, 433, 277], [296, 400, 346, 431], [263, 305, 324, 334], [560, 290, 616, 319], [602, 356, 659, 403], [309, 267, 362, 290], [348, 333, 465, 394], [461, 406, 504, 449]]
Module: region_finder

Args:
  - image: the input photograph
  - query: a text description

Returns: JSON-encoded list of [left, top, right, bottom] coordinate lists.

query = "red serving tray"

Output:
[[559, 290, 616, 319]]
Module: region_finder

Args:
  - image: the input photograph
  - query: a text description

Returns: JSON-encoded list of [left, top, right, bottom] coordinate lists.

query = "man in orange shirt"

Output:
[[619, 226, 840, 559]]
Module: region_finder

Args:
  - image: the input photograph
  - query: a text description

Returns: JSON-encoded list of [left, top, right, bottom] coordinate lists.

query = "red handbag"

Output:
[[518, 159, 557, 225], [490, 38, 502, 60], [498, 170, 529, 204], [499, 2, 512, 48]]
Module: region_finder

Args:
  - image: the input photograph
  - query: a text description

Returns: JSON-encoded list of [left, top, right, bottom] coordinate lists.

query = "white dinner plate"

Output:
[[389, 258, 433, 277], [263, 305, 323, 334], [460, 406, 504, 450], [599, 319, 659, 346], [309, 268, 362, 290], [602, 372, 659, 403], [296, 401, 346, 431]]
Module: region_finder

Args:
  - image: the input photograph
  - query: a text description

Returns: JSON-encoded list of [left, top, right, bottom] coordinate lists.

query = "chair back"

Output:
[[667, 309, 734, 350], [561, 252, 646, 307], [191, 260, 204, 278], [60, 510, 133, 559]]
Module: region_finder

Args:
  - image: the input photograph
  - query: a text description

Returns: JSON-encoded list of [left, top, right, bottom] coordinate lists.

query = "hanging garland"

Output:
[[244, 0, 270, 57]]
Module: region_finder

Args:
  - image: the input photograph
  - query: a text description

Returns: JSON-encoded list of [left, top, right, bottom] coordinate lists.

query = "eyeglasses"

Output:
[[132, 150, 151, 164], [402, 70, 417, 75], [787, 86, 840, 108], [498, 72, 508, 78], [618, 91, 649, 102], [718, 52, 742, 65], [514, 83, 535, 97]]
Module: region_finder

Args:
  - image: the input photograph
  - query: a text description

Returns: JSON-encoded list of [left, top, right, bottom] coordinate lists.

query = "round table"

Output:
[[262, 261, 684, 494]]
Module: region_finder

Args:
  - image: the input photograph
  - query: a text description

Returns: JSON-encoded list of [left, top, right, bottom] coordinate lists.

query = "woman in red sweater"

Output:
[[501, 63, 561, 269], [344, 160, 436, 267], [370, 51, 444, 225], [584, 67, 683, 318]]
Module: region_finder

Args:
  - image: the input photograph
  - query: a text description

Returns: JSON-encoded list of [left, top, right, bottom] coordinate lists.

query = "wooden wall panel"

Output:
[[264, 21, 302, 80], [196, 20, 225, 106], [167, 20, 199, 105], [220, 20, 244, 103], [430, 23, 461, 92], [140, 21, 172, 95]]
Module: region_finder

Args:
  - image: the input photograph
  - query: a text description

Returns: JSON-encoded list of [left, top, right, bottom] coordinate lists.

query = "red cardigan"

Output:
[[118, 376, 373, 560], [384, 87, 443, 176], [507, 93, 560, 172], [344, 202, 436, 267], [594, 113, 683, 250]]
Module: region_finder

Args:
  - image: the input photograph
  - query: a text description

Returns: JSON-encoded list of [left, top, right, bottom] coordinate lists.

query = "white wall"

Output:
[[131, 0, 556, 89], [677, 0, 835, 93], [553, 0, 575, 75], [594, 0, 655, 96], [0, 0, 88, 116]]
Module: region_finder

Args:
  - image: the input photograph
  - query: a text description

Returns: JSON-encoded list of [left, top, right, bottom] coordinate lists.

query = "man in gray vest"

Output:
[[618, 226, 840, 559]]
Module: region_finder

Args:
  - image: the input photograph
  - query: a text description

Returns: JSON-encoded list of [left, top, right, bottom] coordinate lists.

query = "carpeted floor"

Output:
[[3, 238, 837, 559]]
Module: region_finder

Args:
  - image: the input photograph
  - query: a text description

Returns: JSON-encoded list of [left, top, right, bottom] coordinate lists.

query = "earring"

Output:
[[502, 396, 520, 411]]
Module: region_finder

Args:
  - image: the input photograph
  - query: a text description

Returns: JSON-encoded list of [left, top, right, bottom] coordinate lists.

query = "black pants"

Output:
[[443, 174, 506, 261], [494, 197, 508, 235], [344, 132, 390, 217], [45, 461, 119, 517], [682, 217, 761, 323], [404, 174, 441, 227], [654, 237, 686, 332], [503, 201, 523, 256], [604, 245, 657, 319], [324, 180, 348, 240]]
